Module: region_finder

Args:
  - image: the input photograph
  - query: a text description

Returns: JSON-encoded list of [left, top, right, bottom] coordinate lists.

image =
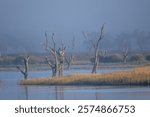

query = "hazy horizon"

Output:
[[0, 0, 150, 54]]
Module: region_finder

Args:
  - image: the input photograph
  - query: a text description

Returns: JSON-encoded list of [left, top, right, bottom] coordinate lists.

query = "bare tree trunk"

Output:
[[45, 56, 57, 77], [58, 41, 66, 76], [16, 56, 29, 79], [122, 47, 128, 63], [58, 64, 64, 76], [44, 33, 58, 77], [52, 65, 57, 77], [92, 50, 99, 73], [82, 23, 105, 74], [44, 32, 66, 77]]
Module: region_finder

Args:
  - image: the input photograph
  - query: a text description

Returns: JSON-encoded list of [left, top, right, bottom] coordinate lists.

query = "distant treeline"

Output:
[[91, 53, 150, 63], [0, 52, 150, 66], [0, 54, 46, 66]]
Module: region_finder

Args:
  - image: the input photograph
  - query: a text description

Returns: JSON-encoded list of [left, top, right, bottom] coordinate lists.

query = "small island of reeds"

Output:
[[20, 66, 150, 86]]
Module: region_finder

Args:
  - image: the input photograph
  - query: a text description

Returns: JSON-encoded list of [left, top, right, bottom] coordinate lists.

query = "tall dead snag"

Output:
[[58, 41, 66, 76], [45, 32, 58, 77], [65, 35, 75, 69], [44, 32, 66, 77], [16, 56, 30, 79], [122, 47, 128, 63], [83, 24, 105, 73]]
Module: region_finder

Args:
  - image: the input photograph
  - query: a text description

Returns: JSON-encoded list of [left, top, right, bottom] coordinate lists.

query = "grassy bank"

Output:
[[20, 66, 150, 86]]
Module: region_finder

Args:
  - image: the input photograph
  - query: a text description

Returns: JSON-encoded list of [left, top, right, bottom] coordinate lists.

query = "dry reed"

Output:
[[21, 66, 150, 86]]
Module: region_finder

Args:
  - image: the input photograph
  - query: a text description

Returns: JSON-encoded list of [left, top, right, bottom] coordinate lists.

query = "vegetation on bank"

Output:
[[21, 66, 150, 86], [0, 52, 150, 66]]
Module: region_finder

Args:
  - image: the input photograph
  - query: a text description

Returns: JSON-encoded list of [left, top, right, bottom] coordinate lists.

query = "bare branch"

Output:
[[82, 31, 96, 48], [96, 23, 105, 49], [44, 32, 66, 77], [122, 47, 128, 62], [72, 34, 75, 49], [16, 66, 25, 75], [91, 23, 105, 73], [45, 56, 54, 68], [50, 47, 55, 55], [44, 32, 48, 51], [16, 56, 29, 79], [51, 33, 56, 48]]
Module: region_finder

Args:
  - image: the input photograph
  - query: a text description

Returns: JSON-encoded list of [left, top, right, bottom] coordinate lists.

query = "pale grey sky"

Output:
[[0, 0, 150, 53]]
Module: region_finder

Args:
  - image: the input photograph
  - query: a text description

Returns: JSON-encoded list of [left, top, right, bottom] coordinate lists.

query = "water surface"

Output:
[[0, 68, 150, 100]]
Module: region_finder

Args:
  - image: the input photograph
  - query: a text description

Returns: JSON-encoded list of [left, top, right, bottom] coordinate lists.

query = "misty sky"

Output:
[[0, 0, 150, 53]]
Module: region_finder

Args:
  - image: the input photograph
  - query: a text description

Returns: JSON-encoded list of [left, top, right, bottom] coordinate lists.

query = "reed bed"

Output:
[[21, 66, 150, 86]]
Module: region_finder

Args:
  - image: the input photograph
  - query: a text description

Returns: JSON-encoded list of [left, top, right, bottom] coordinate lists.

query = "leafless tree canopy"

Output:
[[44, 32, 66, 77]]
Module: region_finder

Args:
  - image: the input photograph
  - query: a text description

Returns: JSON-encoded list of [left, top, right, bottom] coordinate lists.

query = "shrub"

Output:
[[129, 54, 145, 62], [102, 54, 122, 63], [90, 54, 122, 63], [145, 55, 150, 61]]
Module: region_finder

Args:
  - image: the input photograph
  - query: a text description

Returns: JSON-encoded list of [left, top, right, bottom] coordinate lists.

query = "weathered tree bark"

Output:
[[58, 42, 66, 76], [16, 56, 29, 79], [122, 47, 128, 63], [92, 50, 100, 73]]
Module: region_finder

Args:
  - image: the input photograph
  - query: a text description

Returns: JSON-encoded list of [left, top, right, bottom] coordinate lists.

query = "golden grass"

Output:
[[21, 66, 150, 86]]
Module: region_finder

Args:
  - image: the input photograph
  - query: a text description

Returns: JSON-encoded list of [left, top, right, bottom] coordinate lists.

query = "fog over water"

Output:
[[0, 0, 150, 53]]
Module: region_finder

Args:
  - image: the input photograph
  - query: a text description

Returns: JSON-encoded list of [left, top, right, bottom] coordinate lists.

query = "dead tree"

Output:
[[65, 53, 74, 69], [82, 24, 105, 73], [44, 32, 66, 77], [45, 32, 58, 77], [16, 56, 30, 79], [101, 50, 108, 58], [122, 47, 128, 63], [45, 56, 57, 77], [99, 50, 108, 63], [65, 35, 75, 69], [58, 41, 66, 76]]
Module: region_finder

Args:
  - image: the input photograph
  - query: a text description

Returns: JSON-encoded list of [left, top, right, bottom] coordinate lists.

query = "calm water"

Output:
[[0, 68, 150, 100]]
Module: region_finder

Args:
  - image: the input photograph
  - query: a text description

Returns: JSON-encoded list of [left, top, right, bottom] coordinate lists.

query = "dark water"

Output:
[[0, 68, 150, 100]]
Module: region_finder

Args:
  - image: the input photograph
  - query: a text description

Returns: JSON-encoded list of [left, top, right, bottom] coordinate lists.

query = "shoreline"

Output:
[[0, 62, 148, 72], [20, 66, 150, 86]]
